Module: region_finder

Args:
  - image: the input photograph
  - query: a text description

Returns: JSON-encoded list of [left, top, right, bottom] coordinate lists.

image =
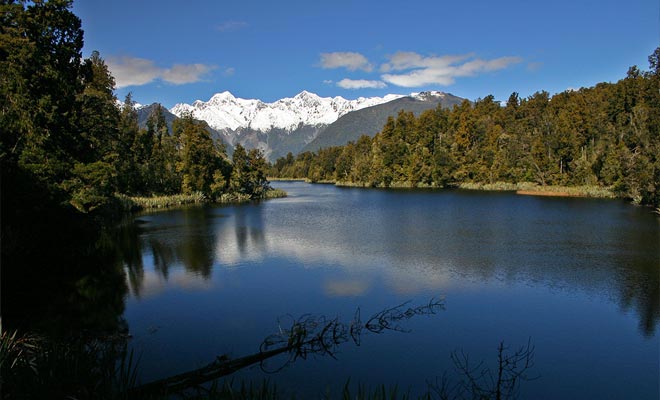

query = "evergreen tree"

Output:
[[116, 94, 141, 193], [174, 112, 227, 197], [65, 50, 119, 212], [230, 143, 249, 194], [247, 148, 270, 196]]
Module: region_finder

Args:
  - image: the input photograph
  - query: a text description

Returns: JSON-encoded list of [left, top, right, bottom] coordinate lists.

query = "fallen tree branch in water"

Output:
[[129, 297, 444, 397]]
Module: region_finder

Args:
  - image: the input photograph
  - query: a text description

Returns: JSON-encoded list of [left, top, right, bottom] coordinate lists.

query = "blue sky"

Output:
[[73, 0, 659, 108]]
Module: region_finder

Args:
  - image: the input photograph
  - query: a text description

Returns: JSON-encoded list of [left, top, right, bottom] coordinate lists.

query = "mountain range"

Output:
[[139, 90, 465, 162], [136, 103, 234, 153], [302, 91, 464, 152]]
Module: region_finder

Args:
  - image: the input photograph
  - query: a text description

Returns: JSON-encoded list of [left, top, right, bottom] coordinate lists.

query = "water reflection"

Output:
[[323, 278, 371, 297], [117, 184, 658, 399], [3, 220, 130, 337], [120, 185, 659, 338], [119, 207, 222, 298], [231, 204, 267, 258]]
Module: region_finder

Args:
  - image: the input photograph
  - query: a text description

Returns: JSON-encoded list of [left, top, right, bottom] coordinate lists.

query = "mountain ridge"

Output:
[[166, 90, 464, 161], [303, 91, 465, 153], [170, 90, 406, 133]]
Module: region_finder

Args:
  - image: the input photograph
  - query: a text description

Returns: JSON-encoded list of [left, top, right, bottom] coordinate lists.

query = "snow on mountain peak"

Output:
[[411, 91, 447, 100], [170, 91, 415, 133], [114, 99, 143, 110], [210, 91, 236, 103]]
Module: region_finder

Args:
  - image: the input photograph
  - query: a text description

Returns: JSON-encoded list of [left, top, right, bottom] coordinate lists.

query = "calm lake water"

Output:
[[122, 181, 659, 399]]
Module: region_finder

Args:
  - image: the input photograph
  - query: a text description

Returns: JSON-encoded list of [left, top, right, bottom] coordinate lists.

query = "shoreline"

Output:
[[116, 188, 287, 213], [274, 178, 617, 200], [456, 182, 615, 199], [516, 190, 584, 197]]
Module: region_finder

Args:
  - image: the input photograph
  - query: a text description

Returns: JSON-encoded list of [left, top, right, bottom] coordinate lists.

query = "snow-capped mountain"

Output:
[[170, 91, 405, 133], [114, 99, 144, 110], [169, 90, 460, 161]]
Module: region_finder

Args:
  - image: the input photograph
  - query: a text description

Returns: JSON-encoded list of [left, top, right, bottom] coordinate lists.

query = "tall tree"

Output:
[[65, 50, 119, 212], [174, 112, 227, 197]]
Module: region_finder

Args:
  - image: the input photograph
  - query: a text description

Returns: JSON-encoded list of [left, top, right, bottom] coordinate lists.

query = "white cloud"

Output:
[[337, 78, 387, 89], [380, 52, 522, 87], [320, 52, 373, 72], [216, 20, 248, 32], [323, 79, 333, 84], [106, 56, 162, 87], [106, 56, 216, 88], [162, 64, 216, 84]]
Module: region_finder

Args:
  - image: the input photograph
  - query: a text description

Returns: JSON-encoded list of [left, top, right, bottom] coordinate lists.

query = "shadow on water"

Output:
[[119, 206, 221, 298], [614, 221, 660, 336], [120, 203, 269, 297], [234, 204, 266, 257], [2, 215, 129, 338]]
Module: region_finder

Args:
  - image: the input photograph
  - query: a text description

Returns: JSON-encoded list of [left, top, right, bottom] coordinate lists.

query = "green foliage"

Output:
[[230, 144, 272, 198], [1, 331, 138, 400], [64, 160, 117, 212], [270, 50, 660, 207], [174, 112, 226, 196], [0, 0, 284, 298], [118, 192, 206, 211]]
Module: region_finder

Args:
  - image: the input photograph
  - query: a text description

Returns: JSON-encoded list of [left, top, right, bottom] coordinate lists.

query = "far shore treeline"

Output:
[[271, 51, 660, 208]]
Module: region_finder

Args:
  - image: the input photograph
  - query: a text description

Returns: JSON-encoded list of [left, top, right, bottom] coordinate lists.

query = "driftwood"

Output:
[[129, 297, 444, 397], [129, 345, 292, 396]]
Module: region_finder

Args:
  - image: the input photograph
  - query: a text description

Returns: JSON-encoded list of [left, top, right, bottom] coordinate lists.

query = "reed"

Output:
[[263, 188, 287, 199], [217, 192, 253, 203], [457, 182, 615, 198], [266, 177, 306, 182], [116, 192, 206, 211], [516, 184, 615, 198], [116, 188, 287, 212], [0, 330, 139, 400], [458, 182, 524, 191]]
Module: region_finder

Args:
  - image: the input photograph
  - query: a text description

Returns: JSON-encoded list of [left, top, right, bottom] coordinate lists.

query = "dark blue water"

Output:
[[123, 181, 659, 399]]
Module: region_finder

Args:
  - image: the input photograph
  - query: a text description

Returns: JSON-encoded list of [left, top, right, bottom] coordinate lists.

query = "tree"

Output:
[[247, 148, 270, 197], [65, 50, 119, 212], [230, 143, 249, 194], [174, 113, 227, 197], [116, 93, 141, 193], [229, 144, 271, 198], [1, 0, 84, 200], [146, 104, 179, 194]]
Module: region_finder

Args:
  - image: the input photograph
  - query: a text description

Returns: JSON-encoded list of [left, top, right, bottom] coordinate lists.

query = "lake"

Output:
[[122, 181, 659, 399]]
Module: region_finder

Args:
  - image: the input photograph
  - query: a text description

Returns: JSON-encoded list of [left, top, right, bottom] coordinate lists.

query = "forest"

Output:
[[1, 1, 658, 399], [0, 0, 277, 261], [271, 52, 660, 208]]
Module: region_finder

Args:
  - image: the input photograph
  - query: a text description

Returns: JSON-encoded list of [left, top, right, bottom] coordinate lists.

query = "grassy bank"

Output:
[[266, 177, 307, 181], [455, 182, 616, 198], [334, 180, 437, 189], [116, 192, 207, 211], [291, 179, 617, 200], [115, 188, 287, 213]]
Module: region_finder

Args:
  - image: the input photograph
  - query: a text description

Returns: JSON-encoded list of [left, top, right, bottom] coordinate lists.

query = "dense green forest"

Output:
[[0, 1, 275, 258], [272, 51, 660, 207]]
